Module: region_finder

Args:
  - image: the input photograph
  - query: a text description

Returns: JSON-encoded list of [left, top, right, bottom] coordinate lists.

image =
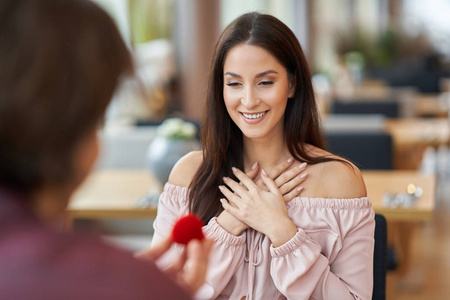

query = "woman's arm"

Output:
[[270, 163, 374, 299], [270, 211, 375, 300], [152, 188, 247, 299], [152, 151, 248, 298]]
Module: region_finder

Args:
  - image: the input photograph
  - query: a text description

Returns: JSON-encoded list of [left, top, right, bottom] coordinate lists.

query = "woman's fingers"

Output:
[[260, 168, 282, 196], [274, 162, 307, 190], [245, 162, 259, 180], [266, 157, 294, 180], [232, 167, 257, 188], [220, 198, 241, 218], [223, 162, 307, 201], [283, 186, 304, 203], [263, 161, 308, 195], [225, 167, 257, 194], [254, 178, 269, 192], [278, 167, 308, 195], [218, 185, 239, 204]]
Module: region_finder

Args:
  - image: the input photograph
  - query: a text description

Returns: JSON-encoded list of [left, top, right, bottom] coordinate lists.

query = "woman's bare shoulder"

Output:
[[305, 145, 367, 199], [318, 160, 367, 198], [167, 150, 203, 187]]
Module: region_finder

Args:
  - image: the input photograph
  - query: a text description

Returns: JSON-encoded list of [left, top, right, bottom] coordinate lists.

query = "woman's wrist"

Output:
[[217, 211, 247, 236], [267, 219, 298, 248]]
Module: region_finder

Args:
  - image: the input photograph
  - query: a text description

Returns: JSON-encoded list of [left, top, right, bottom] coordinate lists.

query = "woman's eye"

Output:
[[225, 82, 241, 87], [260, 81, 274, 86]]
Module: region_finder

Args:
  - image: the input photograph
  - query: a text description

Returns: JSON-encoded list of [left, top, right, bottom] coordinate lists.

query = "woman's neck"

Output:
[[242, 135, 291, 172]]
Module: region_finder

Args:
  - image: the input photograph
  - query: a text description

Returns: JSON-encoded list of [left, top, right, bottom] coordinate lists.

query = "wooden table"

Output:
[[67, 169, 436, 222], [414, 93, 448, 118], [364, 170, 436, 221], [385, 118, 449, 169], [67, 170, 160, 221], [385, 118, 449, 147]]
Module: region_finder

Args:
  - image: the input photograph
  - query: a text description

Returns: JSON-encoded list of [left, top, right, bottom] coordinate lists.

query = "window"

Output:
[[91, 0, 176, 125]]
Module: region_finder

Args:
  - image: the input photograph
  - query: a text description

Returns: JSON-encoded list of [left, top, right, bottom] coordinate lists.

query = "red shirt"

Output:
[[0, 188, 191, 300]]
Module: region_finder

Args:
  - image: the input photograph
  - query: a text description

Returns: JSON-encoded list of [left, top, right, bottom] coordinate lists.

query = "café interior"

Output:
[[67, 1, 450, 299]]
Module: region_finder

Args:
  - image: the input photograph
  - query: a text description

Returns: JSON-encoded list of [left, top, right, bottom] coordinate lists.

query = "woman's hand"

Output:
[[252, 158, 308, 203], [136, 235, 214, 296], [216, 162, 260, 235], [219, 167, 297, 247], [216, 159, 306, 236]]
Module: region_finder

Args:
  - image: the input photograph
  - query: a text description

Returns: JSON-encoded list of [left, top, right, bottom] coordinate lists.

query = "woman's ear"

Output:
[[288, 75, 296, 98]]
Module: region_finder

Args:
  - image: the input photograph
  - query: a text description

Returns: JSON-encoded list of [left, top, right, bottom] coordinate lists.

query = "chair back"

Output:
[[331, 100, 400, 118], [372, 213, 387, 300], [325, 132, 393, 170]]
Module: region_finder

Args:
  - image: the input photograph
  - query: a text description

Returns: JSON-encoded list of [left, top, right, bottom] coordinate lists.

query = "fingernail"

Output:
[[232, 167, 237, 173], [297, 187, 303, 192], [261, 169, 267, 176], [301, 173, 308, 179], [287, 157, 294, 163], [252, 162, 258, 170], [219, 185, 224, 191], [299, 162, 307, 169], [223, 177, 228, 182]]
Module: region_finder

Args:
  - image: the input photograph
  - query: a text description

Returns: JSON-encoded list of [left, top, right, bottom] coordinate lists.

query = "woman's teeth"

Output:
[[243, 111, 266, 119]]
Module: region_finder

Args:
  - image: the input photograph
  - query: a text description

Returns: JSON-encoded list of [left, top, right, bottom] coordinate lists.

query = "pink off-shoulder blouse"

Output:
[[153, 183, 375, 300]]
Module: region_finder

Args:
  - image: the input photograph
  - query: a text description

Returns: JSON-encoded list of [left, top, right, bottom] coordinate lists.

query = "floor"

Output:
[[389, 163, 450, 299]]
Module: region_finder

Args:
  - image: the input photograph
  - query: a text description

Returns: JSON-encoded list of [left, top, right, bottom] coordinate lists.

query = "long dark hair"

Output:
[[0, 0, 133, 195], [189, 12, 336, 224]]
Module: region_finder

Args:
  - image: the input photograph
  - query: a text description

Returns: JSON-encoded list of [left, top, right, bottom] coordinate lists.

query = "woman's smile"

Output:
[[240, 110, 269, 123]]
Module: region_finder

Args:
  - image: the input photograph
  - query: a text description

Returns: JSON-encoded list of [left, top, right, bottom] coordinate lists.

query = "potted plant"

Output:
[[147, 118, 199, 186]]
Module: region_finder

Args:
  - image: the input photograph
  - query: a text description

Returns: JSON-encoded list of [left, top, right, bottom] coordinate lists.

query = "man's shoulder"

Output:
[[0, 227, 190, 300]]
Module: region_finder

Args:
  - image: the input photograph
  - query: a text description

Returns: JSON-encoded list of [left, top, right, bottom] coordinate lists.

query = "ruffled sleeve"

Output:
[[151, 183, 190, 269], [153, 183, 190, 240], [152, 183, 247, 299], [269, 197, 375, 300], [203, 217, 247, 299]]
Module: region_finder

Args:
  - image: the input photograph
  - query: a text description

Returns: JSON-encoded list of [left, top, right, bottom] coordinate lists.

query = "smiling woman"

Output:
[[152, 12, 374, 300], [223, 44, 293, 140]]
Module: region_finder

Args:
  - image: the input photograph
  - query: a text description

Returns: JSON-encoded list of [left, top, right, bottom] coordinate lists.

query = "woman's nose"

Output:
[[240, 87, 260, 109]]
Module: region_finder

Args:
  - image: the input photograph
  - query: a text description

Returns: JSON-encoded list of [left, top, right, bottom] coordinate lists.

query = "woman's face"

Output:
[[223, 44, 295, 141]]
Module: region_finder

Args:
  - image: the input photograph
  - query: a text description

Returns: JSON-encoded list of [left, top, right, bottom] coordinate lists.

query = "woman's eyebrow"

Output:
[[224, 69, 278, 78], [224, 71, 241, 78], [256, 69, 278, 78]]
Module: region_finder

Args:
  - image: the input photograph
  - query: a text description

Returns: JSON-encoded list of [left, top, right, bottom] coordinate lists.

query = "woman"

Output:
[[0, 0, 212, 299], [153, 12, 375, 299]]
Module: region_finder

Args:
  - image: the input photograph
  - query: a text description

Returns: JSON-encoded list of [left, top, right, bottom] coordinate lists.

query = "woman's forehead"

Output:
[[223, 44, 286, 76]]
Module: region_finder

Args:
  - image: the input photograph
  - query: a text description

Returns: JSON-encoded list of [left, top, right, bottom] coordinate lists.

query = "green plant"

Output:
[[157, 118, 197, 139]]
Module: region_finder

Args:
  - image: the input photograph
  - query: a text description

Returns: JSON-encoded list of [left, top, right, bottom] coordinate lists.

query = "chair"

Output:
[[373, 214, 388, 300], [331, 100, 400, 118], [325, 132, 393, 170]]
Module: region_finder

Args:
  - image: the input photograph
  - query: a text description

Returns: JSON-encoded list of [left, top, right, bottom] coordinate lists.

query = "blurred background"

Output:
[[68, 1, 450, 299]]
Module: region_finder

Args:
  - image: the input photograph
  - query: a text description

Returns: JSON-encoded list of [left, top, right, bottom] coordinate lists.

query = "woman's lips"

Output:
[[240, 110, 268, 124]]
